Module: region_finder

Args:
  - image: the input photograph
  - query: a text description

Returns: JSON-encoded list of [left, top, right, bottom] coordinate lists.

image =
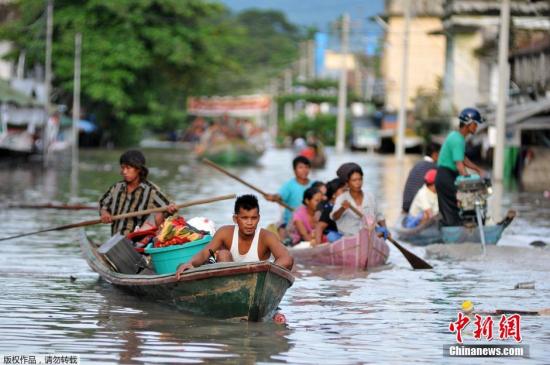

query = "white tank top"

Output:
[[230, 225, 261, 263]]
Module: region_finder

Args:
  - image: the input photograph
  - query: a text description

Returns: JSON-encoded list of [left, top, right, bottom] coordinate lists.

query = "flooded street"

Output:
[[0, 148, 549, 364]]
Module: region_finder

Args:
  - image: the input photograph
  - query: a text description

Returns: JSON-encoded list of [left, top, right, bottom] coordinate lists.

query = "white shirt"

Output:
[[409, 185, 439, 217], [230, 225, 261, 263], [331, 190, 384, 236]]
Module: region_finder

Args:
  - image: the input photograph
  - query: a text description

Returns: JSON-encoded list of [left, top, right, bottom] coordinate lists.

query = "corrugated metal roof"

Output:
[[446, 0, 550, 17]]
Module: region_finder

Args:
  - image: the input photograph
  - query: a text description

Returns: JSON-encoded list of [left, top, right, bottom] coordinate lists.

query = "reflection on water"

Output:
[[0, 148, 549, 364]]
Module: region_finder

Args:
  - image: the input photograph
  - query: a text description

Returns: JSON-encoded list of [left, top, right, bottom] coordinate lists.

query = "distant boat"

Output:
[[196, 140, 264, 165], [79, 231, 294, 321]]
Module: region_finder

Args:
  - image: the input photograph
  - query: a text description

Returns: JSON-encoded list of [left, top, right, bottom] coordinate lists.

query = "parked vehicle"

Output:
[[350, 116, 381, 151]]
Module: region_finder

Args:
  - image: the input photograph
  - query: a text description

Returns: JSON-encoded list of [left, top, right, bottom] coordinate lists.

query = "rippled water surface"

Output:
[[0, 148, 549, 364]]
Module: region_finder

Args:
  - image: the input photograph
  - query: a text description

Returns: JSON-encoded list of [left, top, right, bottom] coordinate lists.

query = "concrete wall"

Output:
[[450, 32, 483, 109], [382, 16, 446, 111], [522, 146, 550, 191]]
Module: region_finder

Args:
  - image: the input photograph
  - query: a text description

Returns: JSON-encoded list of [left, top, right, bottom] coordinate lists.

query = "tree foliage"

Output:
[[0, 1, 302, 145], [282, 113, 350, 146]]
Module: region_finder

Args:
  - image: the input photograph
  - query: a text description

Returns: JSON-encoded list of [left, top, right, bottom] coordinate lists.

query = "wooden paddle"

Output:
[[348, 205, 432, 270], [202, 158, 294, 211], [8, 203, 96, 210], [0, 194, 236, 242]]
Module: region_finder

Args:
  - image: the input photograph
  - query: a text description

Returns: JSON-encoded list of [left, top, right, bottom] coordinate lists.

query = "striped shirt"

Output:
[[99, 180, 171, 235]]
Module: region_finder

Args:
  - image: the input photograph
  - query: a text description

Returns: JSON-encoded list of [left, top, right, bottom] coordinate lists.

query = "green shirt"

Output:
[[437, 131, 465, 171]]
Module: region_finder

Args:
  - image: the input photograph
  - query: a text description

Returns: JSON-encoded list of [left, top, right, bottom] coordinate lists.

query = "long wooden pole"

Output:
[[348, 205, 432, 269], [8, 203, 96, 210], [0, 194, 235, 242], [203, 158, 294, 211]]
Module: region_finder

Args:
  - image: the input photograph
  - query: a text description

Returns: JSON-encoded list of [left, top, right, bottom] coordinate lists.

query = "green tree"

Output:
[[283, 113, 350, 146], [0, 0, 243, 145], [212, 9, 302, 94]]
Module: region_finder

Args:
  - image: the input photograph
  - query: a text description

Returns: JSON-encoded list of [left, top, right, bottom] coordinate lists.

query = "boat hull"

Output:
[[290, 227, 389, 269], [440, 225, 505, 245], [200, 143, 262, 165], [394, 211, 515, 246], [79, 231, 294, 321], [393, 217, 442, 246]]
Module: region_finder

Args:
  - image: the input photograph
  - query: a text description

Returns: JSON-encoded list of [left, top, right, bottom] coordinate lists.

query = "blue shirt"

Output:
[[278, 178, 312, 224]]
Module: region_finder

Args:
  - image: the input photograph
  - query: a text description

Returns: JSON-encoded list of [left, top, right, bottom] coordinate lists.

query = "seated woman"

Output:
[[330, 164, 389, 238], [404, 169, 439, 228], [288, 186, 323, 245], [314, 177, 346, 243]]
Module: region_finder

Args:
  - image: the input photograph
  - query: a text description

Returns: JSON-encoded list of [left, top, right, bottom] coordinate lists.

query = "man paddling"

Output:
[[99, 150, 177, 235], [175, 194, 293, 279]]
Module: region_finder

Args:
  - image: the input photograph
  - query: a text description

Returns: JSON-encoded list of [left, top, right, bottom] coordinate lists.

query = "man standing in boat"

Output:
[[175, 194, 294, 279], [435, 108, 486, 227], [99, 150, 177, 235]]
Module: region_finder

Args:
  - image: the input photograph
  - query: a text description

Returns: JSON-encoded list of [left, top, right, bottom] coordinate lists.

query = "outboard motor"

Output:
[[455, 175, 492, 225]]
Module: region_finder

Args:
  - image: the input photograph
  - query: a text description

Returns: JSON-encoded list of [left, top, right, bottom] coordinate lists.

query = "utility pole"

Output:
[[72, 33, 81, 175], [335, 13, 349, 154], [43, 0, 53, 166], [269, 79, 278, 145], [493, 0, 510, 183], [395, 0, 411, 160]]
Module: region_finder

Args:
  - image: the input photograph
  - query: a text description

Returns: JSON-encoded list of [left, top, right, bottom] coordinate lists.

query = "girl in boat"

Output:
[[330, 164, 390, 238], [288, 186, 324, 245], [314, 177, 346, 244]]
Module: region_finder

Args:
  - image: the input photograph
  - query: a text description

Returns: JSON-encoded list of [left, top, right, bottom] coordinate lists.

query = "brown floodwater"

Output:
[[0, 147, 548, 364]]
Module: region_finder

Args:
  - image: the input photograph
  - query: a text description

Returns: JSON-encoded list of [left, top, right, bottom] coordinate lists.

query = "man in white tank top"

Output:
[[176, 195, 294, 279]]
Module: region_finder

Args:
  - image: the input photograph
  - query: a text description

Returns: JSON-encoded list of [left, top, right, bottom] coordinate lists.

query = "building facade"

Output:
[[381, 0, 446, 111]]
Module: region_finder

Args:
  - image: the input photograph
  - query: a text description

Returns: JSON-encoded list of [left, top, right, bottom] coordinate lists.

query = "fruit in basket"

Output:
[[155, 215, 204, 248]]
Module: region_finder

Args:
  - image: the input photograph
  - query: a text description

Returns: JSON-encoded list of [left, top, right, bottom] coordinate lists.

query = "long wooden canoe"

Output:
[[289, 227, 389, 269], [79, 231, 294, 321]]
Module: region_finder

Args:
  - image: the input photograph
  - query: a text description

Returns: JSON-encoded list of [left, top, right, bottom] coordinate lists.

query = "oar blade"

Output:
[[389, 237, 433, 270]]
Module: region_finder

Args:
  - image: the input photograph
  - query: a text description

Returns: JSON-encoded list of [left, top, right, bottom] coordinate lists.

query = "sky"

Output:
[[220, 0, 385, 54]]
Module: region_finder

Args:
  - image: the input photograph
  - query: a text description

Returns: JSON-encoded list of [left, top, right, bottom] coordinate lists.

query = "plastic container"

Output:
[[145, 235, 212, 274]]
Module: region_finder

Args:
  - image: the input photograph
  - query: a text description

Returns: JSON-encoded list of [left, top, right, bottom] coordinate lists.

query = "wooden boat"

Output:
[[309, 152, 326, 169], [394, 210, 516, 246], [197, 140, 263, 165], [289, 227, 389, 269], [79, 231, 294, 321], [393, 216, 442, 246]]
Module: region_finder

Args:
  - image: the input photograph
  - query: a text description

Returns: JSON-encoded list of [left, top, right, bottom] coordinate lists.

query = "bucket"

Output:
[[145, 235, 212, 274]]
